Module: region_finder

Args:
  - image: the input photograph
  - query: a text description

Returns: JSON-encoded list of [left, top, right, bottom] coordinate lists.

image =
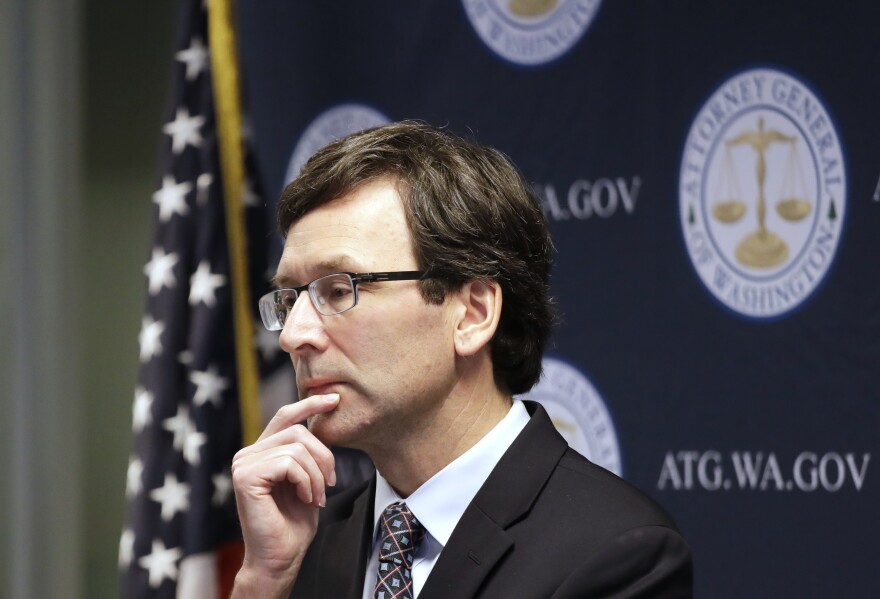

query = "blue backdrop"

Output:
[[236, 2, 880, 596]]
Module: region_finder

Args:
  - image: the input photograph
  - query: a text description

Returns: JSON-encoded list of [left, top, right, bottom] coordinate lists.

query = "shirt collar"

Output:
[[371, 399, 530, 547]]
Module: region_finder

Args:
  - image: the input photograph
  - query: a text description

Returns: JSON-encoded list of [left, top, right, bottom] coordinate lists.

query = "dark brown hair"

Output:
[[278, 121, 554, 394]]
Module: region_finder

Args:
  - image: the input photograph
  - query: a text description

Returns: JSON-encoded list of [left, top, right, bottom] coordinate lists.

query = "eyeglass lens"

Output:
[[260, 273, 357, 330], [310, 273, 356, 315]]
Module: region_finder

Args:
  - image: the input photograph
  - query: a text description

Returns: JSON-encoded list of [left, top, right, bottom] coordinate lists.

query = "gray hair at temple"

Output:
[[277, 120, 555, 395]]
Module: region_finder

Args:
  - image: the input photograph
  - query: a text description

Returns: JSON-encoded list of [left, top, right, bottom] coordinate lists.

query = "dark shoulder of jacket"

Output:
[[555, 447, 680, 531]]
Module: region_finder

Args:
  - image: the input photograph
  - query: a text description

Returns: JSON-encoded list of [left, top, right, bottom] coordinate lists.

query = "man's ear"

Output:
[[452, 280, 502, 357]]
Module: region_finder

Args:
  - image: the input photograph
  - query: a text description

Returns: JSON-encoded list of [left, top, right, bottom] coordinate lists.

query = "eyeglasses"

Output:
[[258, 271, 428, 331]]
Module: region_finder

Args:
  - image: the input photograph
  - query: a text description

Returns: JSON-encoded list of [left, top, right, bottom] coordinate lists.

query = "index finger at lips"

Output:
[[257, 393, 340, 442]]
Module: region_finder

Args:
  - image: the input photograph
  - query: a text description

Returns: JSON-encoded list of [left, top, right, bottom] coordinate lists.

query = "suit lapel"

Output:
[[417, 507, 513, 599], [419, 402, 567, 598], [315, 476, 376, 599]]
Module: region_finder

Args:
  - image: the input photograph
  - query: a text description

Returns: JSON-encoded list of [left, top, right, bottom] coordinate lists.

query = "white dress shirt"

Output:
[[361, 399, 530, 599]]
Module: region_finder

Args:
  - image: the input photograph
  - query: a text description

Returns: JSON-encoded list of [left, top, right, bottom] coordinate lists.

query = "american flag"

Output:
[[118, 0, 281, 595]]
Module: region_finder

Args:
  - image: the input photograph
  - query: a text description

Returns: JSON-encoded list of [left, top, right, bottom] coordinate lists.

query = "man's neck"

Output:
[[366, 376, 512, 498]]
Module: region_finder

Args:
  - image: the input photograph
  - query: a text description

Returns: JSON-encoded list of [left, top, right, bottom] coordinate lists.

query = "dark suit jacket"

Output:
[[291, 401, 693, 598]]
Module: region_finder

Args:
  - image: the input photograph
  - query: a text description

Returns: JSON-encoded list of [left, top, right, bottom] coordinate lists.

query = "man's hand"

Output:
[[230, 394, 339, 598]]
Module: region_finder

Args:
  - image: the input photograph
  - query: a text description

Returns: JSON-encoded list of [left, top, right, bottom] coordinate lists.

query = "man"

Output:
[[231, 121, 692, 598]]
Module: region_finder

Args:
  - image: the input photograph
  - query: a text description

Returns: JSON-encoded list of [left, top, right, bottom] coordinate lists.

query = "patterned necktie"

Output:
[[374, 502, 426, 599]]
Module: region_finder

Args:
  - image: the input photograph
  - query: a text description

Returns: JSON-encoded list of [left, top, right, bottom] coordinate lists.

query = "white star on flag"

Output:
[[212, 472, 233, 506], [196, 172, 213, 206], [149, 473, 191, 522], [183, 427, 208, 466], [162, 405, 207, 465], [175, 36, 208, 81], [144, 247, 179, 295], [138, 316, 165, 362], [162, 404, 190, 451], [241, 178, 261, 207], [139, 539, 183, 589], [126, 457, 144, 499], [119, 529, 135, 569], [132, 386, 154, 433], [152, 175, 192, 222], [189, 364, 229, 407], [163, 107, 205, 154], [189, 261, 226, 307], [255, 323, 280, 361]]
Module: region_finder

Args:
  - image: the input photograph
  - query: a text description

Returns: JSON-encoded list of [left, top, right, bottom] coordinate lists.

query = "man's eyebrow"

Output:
[[271, 273, 295, 289], [271, 255, 362, 289], [316, 255, 359, 272]]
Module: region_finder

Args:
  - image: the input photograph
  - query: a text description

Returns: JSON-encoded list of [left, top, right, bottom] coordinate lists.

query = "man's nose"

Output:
[[278, 292, 328, 356]]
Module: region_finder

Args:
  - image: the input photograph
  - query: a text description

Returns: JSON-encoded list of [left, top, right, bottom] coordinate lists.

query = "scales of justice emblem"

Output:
[[680, 68, 846, 318], [712, 115, 813, 269]]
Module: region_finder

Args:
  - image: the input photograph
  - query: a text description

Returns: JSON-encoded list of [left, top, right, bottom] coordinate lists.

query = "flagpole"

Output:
[[207, 0, 261, 446]]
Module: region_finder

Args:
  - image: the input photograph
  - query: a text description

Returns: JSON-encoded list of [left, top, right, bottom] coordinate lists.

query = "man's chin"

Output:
[[307, 411, 359, 448]]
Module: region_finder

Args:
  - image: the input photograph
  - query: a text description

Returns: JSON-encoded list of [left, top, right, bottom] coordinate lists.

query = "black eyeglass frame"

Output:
[[258, 270, 429, 330]]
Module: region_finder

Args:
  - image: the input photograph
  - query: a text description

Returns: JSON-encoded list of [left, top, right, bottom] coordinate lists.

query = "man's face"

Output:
[[274, 178, 458, 451]]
